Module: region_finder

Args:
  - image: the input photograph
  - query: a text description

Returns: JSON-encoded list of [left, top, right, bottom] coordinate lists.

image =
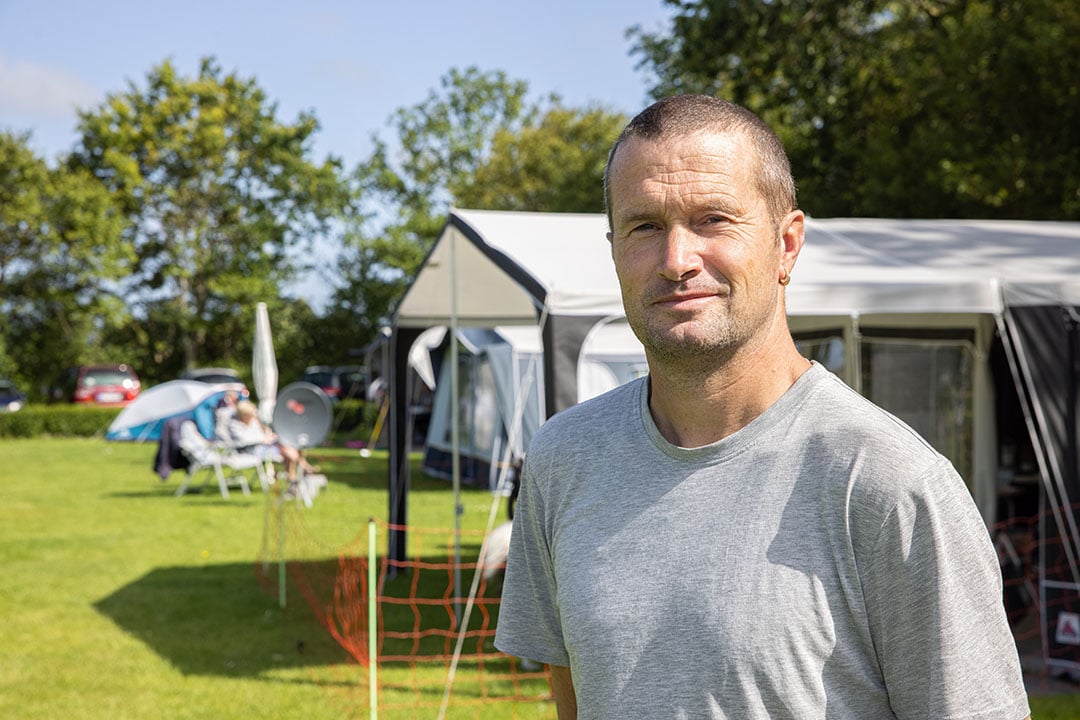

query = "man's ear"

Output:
[[780, 210, 805, 277]]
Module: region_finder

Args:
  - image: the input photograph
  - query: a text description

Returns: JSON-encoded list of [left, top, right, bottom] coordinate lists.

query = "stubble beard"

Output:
[[629, 306, 748, 370]]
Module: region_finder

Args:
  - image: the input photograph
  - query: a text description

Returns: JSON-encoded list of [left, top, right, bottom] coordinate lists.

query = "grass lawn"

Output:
[[2, 437, 1077, 718], [1, 437, 552, 720]]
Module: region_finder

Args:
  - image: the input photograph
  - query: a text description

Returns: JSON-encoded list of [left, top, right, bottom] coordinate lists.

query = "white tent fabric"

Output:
[[106, 380, 230, 441], [409, 326, 447, 390], [388, 208, 1080, 669], [421, 324, 646, 488], [790, 218, 1080, 314], [388, 209, 1079, 529], [394, 209, 623, 326], [396, 210, 1080, 333]]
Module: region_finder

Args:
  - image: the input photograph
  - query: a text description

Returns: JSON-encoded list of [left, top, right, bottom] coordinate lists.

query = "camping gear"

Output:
[[388, 209, 1080, 672], [389, 210, 1080, 527], [272, 382, 332, 508], [105, 380, 228, 442], [174, 420, 268, 498], [421, 324, 645, 489], [272, 381, 333, 449], [252, 301, 279, 425]]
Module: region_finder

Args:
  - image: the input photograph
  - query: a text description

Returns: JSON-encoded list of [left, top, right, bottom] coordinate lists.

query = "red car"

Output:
[[59, 364, 142, 406]]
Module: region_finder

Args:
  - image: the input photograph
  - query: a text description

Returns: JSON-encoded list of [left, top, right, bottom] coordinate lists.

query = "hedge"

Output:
[[0, 405, 122, 438], [0, 399, 373, 442]]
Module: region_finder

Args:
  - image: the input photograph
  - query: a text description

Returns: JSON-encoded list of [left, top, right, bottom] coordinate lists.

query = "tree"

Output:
[[68, 57, 349, 380], [629, 0, 1080, 218], [324, 67, 626, 355], [458, 105, 627, 213], [0, 131, 129, 397], [357, 67, 534, 265]]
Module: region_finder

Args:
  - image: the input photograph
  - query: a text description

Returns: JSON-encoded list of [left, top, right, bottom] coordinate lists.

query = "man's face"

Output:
[[606, 131, 792, 364]]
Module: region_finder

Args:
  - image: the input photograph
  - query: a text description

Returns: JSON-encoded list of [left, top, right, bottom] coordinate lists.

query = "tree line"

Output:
[[2, 0, 1075, 400]]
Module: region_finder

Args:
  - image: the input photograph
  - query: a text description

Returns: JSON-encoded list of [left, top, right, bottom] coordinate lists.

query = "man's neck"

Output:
[[646, 338, 811, 448]]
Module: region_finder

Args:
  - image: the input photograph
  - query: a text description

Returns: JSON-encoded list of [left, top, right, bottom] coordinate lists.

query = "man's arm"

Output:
[[549, 664, 577, 719]]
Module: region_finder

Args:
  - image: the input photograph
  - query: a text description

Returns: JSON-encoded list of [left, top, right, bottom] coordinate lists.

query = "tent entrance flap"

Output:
[[421, 327, 545, 490], [1002, 303, 1080, 670]]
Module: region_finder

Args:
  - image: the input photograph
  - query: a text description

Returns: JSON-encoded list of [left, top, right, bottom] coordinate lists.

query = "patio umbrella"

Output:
[[105, 380, 226, 442], [252, 301, 279, 425]]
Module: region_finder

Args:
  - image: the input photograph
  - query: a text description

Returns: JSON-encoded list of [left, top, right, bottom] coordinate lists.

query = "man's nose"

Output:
[[658, 225, 703, 282]]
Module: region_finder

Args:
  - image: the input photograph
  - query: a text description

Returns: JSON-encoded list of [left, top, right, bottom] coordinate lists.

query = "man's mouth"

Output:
[[650, 290, 718, 308]]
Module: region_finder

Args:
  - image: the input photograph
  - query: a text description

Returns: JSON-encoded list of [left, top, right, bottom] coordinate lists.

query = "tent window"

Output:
[[454, 352, 499, 456], [794, 332, 846, 375], [860, 336, 976, 485]]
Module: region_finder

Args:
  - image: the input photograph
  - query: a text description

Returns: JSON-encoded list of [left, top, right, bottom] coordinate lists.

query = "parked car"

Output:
[[179, 367, 250, 397], [300, 365, 366, 401], [57, 364, 141, 406], [0, 378, 27, 412]]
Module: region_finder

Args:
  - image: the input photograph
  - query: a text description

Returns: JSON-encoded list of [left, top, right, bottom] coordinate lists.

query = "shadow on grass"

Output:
[[93, 561, 354, 678], [93, 552, 509, 680], [303, 449, 497, 496]]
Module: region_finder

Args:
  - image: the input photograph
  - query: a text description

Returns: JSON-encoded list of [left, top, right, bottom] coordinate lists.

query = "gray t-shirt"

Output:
[[495, 363, 1029, 719]]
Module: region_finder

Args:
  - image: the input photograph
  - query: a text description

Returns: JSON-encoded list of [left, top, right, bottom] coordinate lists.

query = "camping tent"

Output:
[[420, 323, 647, 490], [387, 208, 1080, 669], [387, 209, 634, 559], [389, 209, 1080, 522]]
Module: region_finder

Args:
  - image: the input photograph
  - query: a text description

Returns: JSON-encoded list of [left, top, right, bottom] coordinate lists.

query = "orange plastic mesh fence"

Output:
[[257, 505, 552, 718], [992, 502, 1080, 693], [256, 484, 1080, 711]]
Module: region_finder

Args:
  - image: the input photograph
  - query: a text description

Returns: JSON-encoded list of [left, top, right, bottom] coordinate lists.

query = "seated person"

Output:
[[228, 400, 315, 484], [214, 390, 239, 442]]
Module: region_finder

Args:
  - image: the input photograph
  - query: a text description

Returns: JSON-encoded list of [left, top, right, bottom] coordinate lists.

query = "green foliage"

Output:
[[331, 398, 368, 436], [630, 0, 1080, 219], [343, 67, 535, 314], [0, 61, 627, 388], [68, 57, 350, 377], [0, 131, 130, 397], [329, 67, 627, 345], [459, 104, 628, 213], [0, 405, 120, 438]]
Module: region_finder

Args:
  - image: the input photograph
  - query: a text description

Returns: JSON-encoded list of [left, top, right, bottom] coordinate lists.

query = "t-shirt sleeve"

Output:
[[860, 458, 1030, 720], [494, 454, 571, 666]]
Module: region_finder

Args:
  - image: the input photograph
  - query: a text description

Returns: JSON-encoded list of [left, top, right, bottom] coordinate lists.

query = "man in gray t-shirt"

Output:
[[494, 95, 1030, 719]]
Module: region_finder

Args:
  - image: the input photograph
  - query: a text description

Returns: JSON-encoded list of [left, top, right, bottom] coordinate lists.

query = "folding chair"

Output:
[[174, 420, 266, 498], [286, 469, 328, 508]]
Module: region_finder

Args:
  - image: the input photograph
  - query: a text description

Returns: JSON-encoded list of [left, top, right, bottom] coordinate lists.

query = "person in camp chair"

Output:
[[228, 399, 314, 484], [494, 95, 1029, 720]]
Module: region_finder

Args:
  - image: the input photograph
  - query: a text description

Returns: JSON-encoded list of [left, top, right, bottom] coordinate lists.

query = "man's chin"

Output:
[[639, 330, 732, 361]]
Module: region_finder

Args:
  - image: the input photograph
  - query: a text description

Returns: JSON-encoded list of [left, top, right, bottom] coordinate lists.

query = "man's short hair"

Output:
[[604, 94, 797, 230]]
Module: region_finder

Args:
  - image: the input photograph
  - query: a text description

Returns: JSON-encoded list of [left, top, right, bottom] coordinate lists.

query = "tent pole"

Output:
[[849, 313, 862, 394], [450, 231, 463, 626]]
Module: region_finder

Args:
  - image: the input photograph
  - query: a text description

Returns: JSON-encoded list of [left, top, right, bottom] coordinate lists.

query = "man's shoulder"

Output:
[[798, 365, 956, 487], [803, 365, 935, 446], [530, 376, 645, 448]]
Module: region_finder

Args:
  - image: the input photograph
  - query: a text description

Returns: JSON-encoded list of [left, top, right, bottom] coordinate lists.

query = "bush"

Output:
[[0, 405, 121, 438], [332, 399, 366, 432]]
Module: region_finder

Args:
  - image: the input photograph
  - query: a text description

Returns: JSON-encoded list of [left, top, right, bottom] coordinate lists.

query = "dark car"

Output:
[[57, 364, 141, 406], [0, 378, 27, 412], [179, 367, 250, 397], [301, 365, 366, 401]]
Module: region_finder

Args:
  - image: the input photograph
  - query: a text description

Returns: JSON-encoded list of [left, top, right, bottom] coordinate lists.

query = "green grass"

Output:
[[2, 437, 1077, 719], [0, 437, 550, 720]]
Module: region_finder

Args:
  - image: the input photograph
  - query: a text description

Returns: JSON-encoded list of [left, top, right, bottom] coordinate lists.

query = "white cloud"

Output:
[[0, 54, 99, 118]]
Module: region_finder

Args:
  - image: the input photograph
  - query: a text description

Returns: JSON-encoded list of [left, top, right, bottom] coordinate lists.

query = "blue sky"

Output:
[[0, 0, 672, 167]]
